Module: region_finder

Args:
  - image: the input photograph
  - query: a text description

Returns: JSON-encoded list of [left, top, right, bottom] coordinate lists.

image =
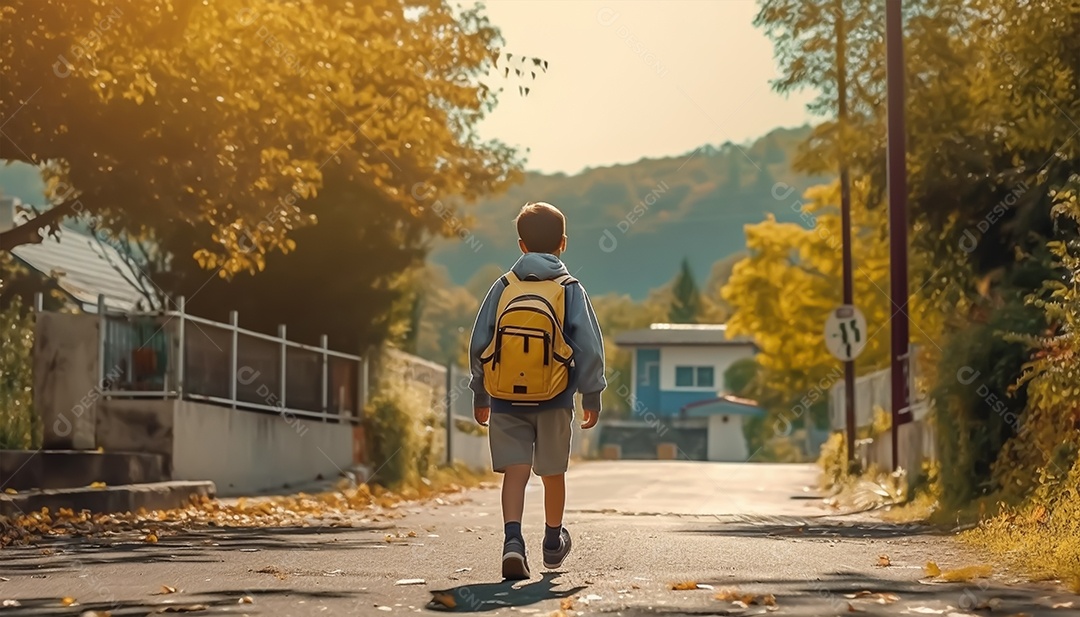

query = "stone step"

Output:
[[0, 480, 215, 517], [0, 450, 167, 491]]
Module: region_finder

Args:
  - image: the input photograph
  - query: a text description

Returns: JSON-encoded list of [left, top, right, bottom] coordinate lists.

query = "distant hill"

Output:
[[429, 125, 829, 299]]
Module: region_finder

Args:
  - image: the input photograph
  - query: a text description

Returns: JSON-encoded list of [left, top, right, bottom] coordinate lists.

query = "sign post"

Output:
[[824, 304, 867, 467]]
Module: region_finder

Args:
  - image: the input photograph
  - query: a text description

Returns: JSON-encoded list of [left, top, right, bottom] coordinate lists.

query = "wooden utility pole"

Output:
[[885, 0, 911, 471], [835, 0, 857, 470]]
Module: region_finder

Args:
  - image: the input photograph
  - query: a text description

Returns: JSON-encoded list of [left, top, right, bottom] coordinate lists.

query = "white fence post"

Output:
[[278, 324, 288, 415], [321, 334, 329, 419], [177, 296, 187, 399], [97, 294, 106, 393], [229, 310, 239, 409]]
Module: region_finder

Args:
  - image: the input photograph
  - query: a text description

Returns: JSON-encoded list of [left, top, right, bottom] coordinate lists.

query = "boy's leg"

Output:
[[501, 464, 532, 527], [533, 408, 575, 568], [540, 473, 565, 528], [488, 412, 537, 579]]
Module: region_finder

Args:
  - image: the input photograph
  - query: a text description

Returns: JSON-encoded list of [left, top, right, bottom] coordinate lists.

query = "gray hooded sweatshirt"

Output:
[[468, 252, 607, 413]]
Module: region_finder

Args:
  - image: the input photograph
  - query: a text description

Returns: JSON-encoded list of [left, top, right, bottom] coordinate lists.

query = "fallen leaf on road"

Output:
[[695, 584, 715, 590], [560, 597, 575, 610], [454, 567, 471, 573], [62, 597, 78, 607], [375, 606, 392, 612], [80, 612, 111, 617], [429, 593, 456, 610], [255, 566, 288, 580], [151, 604, 209, 613], [3, 489, 16, 495], [1050, 601, 1075, 609], [3, 600, 21, 607], [151, 585, 179, 595], [847, 602, 864, 612], [395, 579, 425, 586], [144, 533, 158, 544], [670, 581, 699, 590], [407, 531, 417, 537], [939, 565, 993, 582], [925, 562, 942, 577], [238, 596, 254, 604], [908, 607, 945, 614], [844, 591, 899, 604], [90, 482, 106, 489], [970, 598, 1002, 610], [631, 584, 640, 590], [877, 554, 891, 567]]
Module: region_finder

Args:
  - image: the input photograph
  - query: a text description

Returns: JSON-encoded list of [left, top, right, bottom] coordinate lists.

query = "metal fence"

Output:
[[96, 295, 364, 423]]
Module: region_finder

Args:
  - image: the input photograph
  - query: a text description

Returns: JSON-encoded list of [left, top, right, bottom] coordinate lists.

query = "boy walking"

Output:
[[469, 202, 606, 580]]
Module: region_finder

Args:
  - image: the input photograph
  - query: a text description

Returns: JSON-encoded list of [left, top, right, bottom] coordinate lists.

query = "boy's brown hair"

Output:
[[515, 202, 565, 253]]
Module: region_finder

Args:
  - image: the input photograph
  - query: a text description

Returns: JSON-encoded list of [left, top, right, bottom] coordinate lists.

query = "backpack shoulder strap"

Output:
[[555, 274, 578, 286]]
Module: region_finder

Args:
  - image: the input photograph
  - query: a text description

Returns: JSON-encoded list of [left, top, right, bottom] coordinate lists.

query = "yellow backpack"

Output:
[[480, 271, 576, 403]]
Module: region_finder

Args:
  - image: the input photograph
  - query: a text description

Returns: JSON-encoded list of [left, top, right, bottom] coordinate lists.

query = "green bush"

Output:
[[0, 296, 39, 450], [363, 351, 440, 488]]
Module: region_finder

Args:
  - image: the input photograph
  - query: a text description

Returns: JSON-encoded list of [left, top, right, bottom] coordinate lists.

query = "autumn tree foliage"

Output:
[[0, 0, 522, 271]]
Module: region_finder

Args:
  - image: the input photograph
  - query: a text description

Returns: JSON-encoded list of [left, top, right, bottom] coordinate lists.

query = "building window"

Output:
[[697, 366, 715, 388], [675, 365, 715, 388], [675, 366, 695, 387]]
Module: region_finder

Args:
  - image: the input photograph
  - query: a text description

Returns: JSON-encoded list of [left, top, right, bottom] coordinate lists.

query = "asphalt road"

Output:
[[1, 461, 1075, 616]]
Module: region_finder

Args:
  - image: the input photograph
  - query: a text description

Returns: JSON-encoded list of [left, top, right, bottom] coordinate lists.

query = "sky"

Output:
[[475, 0, 818, 175]]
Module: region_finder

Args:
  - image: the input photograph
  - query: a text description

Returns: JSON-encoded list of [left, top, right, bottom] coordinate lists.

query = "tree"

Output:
[[0, 0, 526, 277], [668, 258, 702, 324]]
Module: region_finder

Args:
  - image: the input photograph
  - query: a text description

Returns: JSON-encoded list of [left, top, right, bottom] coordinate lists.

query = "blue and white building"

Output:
[[612, 323, 764, 461]]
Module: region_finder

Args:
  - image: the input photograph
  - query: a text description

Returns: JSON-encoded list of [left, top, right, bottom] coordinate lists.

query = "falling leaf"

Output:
[[430, 593, 456, 610], [877, 554, 891, 567], [62, 597, 78, 606], [395, 579, 425, 586], [238, 596, 254, 604], [940, 565, 993, 582], [90, 482, 106, 489], [151, 585, 179, 595], [925, 562, 942, 577]]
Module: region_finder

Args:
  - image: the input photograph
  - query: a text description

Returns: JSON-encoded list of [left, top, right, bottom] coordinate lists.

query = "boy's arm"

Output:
[[566, 283, 606, 412], [468, 279, 504, 410]]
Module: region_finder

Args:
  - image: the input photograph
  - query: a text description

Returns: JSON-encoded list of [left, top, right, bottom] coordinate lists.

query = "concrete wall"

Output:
[[97, 399, 175, 474], [706, 414, 749, 462], [171, 401, 352, 496], [34, 312, 101, 449], [450, 429, 492, 472]]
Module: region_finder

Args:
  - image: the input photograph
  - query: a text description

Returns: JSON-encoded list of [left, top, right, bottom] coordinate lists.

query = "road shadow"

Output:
[[0, 587, 363, 616], [425, 572, 586, 612], [0, 523, 389, 576], [676, 514, 948, 540]]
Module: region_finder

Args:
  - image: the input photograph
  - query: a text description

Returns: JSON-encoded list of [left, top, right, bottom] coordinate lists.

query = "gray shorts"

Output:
[[488, 408, 574, 476]]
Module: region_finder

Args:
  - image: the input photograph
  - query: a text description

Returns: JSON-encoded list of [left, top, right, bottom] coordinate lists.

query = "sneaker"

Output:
[[502, 535, 530, 580], [542, 527, 572, 570]]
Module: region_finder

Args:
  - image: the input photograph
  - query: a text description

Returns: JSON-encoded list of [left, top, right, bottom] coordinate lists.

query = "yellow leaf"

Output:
[[90, 482, 106, 489], [61, 597, 77, 606], [145, 533, 158, 543], [238, 596, 254, 604], [3, 488, 16, 495], [939, 565, 992, 582], [924, 561, 941, 577], [877, 554, 891, 567], [670, 581, 700, 590], [152, 585, 178, 595]]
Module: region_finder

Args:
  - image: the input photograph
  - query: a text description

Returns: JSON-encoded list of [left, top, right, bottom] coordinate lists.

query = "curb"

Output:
[[0, 481, 216, 517]]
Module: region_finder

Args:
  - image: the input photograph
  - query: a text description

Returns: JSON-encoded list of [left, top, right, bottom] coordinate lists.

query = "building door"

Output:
[[635, 348, 661, 414]]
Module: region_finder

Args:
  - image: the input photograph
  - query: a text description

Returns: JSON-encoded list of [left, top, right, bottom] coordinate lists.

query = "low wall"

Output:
[[450, 427, 491, 472], [34, 312, 100, 450], [172, 401, 352, 496]]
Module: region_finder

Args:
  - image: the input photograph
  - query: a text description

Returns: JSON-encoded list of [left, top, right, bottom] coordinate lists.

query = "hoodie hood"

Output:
[[510, 252, 568, 281]]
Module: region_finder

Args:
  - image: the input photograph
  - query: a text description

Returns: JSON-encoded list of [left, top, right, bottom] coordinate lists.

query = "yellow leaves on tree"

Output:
[[0, 0, 523, 274], [720, 179, 892, 409]]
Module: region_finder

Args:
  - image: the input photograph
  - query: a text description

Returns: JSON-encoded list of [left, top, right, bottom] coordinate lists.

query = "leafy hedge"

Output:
[[0, 295, 39, 450]]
